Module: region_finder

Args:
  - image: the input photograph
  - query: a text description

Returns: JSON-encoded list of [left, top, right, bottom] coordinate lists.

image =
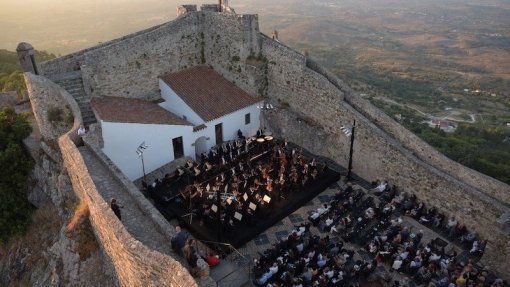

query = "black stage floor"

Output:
[[152, 167, 340, 249]]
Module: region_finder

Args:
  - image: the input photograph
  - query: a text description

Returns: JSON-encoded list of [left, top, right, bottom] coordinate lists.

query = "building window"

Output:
[[172, 136, 184, 159], [245, 113, 251, 125]]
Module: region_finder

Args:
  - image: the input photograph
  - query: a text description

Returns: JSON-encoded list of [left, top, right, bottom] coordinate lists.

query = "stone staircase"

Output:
[[49, 71, 96, 126]]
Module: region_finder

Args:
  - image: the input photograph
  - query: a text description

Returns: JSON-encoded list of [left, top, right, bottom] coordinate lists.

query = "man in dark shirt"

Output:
[[110, 198, 123, 220], [171, 225, 188, 255]]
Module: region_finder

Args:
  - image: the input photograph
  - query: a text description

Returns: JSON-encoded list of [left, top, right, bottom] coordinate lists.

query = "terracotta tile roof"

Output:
[[91, 96, 191, 125], [160, 66, 263, 122]]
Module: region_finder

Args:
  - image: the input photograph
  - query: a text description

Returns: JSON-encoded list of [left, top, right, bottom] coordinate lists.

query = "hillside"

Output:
[[239, 0, 510, 184], [0, 49, 56, 98]]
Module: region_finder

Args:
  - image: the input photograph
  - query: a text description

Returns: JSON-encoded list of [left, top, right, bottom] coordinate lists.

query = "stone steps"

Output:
[[52, 74, 97, 126]]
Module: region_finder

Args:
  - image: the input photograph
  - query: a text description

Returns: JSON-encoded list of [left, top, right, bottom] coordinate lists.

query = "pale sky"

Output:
[[1, 0, 508, 55], [0, 0, 237, 54]]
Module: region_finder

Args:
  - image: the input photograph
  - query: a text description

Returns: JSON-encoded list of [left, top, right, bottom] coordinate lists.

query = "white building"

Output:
[[92, 66, 263, 181]]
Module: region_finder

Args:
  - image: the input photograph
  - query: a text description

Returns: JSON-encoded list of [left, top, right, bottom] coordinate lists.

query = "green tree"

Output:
[[0, 107, 34, 244]]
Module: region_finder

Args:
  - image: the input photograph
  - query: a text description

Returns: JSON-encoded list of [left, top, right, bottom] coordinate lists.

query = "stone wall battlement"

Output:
[[59, 134, 197, 287], [24, 71, 200, 286]]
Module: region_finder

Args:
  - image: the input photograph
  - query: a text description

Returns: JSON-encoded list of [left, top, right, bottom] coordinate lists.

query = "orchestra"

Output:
[[149, 136, 326, 230]]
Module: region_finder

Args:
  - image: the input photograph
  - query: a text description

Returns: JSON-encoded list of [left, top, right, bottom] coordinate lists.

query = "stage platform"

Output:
[[153, 167, 340, 249]]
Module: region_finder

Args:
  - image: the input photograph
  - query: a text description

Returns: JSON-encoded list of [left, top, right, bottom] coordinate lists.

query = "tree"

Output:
[[0, 107, 34, 244]]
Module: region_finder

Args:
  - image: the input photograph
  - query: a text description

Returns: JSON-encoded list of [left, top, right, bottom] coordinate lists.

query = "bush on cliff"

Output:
[[0, 107, 34, 244]]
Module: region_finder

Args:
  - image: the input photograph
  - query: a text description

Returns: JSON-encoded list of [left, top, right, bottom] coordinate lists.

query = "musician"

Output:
[[266, 178, 274, 193], [204, 161, 213, 172]]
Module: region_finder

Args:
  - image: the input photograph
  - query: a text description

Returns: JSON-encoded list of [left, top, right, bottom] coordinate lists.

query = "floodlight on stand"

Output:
[[340, 120, 356, 181], [136, 141, 148, 184]]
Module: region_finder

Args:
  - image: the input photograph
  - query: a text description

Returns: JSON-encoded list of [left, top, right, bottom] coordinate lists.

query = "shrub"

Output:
[[47, 107, 63, 123]]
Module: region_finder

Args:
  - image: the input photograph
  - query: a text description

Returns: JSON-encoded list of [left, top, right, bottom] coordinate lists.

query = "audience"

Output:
[[252, 180, 506, 287], [157, 139, 505, 285]]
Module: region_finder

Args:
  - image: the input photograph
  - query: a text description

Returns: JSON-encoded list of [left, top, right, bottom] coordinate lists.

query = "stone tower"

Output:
[[16, 42, 39, 75]]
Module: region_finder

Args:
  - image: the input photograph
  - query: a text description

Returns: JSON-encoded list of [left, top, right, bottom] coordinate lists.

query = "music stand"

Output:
[[249, 202, 257, 211], [263, 195, 271, 204], [234, 212, 243, 221]]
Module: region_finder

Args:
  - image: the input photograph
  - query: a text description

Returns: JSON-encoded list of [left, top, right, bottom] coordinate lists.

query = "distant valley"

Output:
[[1, 0, 509, 183]]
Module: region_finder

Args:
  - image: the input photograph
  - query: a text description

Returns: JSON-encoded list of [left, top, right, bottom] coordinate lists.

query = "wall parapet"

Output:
[[260, 33, 510, 206], [261, 30, 510, 278], [177, 5, 198, 17], [24, 69, 200, 285], [82, 137, 177, 244], [59, 133, 199, 286], [343, 90, 510, 206], [24, 72, 83, 143]]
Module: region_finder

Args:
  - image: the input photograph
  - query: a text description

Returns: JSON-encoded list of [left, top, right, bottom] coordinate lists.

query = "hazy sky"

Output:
[[1, 0, 509, 55], [0, 0, 230, 54]]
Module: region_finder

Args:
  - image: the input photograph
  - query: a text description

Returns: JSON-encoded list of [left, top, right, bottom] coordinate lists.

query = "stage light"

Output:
[[340, 120, 356, 181], [136, 141, 148, 184]]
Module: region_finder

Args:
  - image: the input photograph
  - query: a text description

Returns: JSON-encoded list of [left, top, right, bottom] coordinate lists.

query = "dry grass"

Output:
[[65, 202, 99, 261], [65, 201, 89, 234], [14, 203, 63, 268], [0, 203, 63, 286]]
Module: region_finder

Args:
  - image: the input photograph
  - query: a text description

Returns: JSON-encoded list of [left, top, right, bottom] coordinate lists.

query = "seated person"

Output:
[[170, 226, 189, 257], [365, 207, 375, 219], [375, 180, 388, 193], [207, 252, 220, 267]]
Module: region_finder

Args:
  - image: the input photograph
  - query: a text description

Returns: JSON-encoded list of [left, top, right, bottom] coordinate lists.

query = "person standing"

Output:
[[110, 198, 123, 220], [77, 125, 87, 146]]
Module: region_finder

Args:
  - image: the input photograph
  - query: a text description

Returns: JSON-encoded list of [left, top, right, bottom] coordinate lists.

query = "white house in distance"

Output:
[[91, 66, 263, 181]]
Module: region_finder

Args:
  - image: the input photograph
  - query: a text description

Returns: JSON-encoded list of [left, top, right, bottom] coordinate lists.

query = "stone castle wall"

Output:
[[200, 12, 264, 97], [28, 7, 509, 279], [24, 73, 80, 142], [40, 13, 203, 100], [59, 134, 197, 287], [39, 10, 264, 102], [344, 92, 510, 205], [258, 36, 510, 277], [24, 72, 198, 286]]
